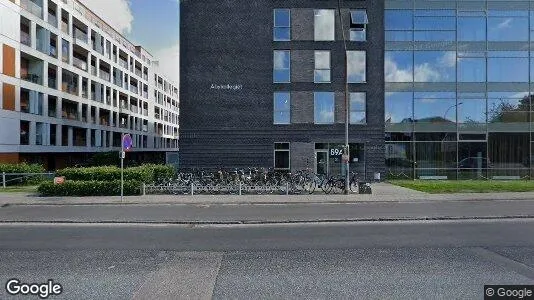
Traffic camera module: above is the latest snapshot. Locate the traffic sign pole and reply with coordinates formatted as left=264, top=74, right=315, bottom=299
left=121, top=133, right=124, bottom=203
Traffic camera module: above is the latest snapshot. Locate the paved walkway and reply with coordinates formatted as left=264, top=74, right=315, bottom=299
left=0, top=183, right=533, bottom=206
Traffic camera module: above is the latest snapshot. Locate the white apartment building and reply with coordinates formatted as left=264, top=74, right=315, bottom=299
left=0, top=0, right=179, bottom=169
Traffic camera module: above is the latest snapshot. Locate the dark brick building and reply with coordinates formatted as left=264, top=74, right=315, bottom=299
left=180, top=0, right=385, bottom=179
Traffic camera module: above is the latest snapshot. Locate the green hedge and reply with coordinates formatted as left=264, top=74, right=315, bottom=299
left=0, top=163, right=44, bottom=173
left=55, top=165, right=175, bottom=183
left=38, top=180, right=141, bottom=196
left=0, top=163, right=47, bottom=186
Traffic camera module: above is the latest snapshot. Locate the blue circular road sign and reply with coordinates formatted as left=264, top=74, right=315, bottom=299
left=122, top=134, right=133, bottom=151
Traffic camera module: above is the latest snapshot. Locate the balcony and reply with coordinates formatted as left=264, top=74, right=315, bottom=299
left=143, top=110, right=148, bottom=117
left=90, top=66, right=97, bottom=76
left=129, top=85, right=138, bottom=94
left=62, top=83, right=78, bottom=95
left=119, top=60, right=128, bottom=69
left=73, top=28, right=88, bottom=45
left=99, top=71, right=110, bottom=82
left=61, top=21, right=68, bottom=35
left=49, top=45, right=57, bottom=57
left=62, top=110, right=78, bottom=121
left=48, top=77, right=56, bottom=89
left=130, top=105, right=138, bottom=114
left=142, top=91, right=148, bottom=99
left=120, top=102, right=128, bottom=110
left=21, top=73, right=41, bottom=84
left=21, top=0, right=43, bottom=19
left=142, top=125, right=148, bottom=132
left=73, top=56, right=87, bottom=71
left=20, top=32, right=31, bottom=46
left=47, top=13, right=57, bottom=27
left=134, top=69, right=142, bottom=77
left=48, top=109, right=56, bottom=118
left=143, top=74, right=148, bottom=81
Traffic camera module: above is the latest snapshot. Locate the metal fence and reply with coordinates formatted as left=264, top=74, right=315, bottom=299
left=1, top=172, right=55, bottom=188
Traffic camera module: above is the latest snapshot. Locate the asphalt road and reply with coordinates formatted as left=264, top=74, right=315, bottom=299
left=0, top=220, right=534, bottom=299
left=1, top=199, right=534, bottom=223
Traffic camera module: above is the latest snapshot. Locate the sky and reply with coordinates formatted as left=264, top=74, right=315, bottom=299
left=79, top=0, right=180, bottom=85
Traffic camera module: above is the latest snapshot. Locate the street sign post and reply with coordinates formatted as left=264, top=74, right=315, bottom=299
left=120, top=134, right=132, bottom=202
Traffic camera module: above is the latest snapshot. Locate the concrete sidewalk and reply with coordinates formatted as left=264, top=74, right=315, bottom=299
left=0, top=183, right=533, bottom=206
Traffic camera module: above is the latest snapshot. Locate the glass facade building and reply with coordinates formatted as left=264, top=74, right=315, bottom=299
left=385, top=0, right=534, bottom=179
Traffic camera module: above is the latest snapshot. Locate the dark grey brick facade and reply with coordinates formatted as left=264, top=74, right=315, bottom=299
left=180, top=0, right=385, bottom=179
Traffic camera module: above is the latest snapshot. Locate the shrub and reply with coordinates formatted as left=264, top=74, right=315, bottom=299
left=55, top=164, right=175, bottom=183
left=38, top=180, right=141, bottom=196
left=0, top=163, right=47, bottom=186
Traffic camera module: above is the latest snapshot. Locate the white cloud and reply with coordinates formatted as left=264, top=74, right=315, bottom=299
left=80, top=0, right=134, bottom=34
left=347, top=51, right=366, bottom=82
left=414, top=63, right=441, bottom=82
left=439, top=51, right=457, bottom=68
left=497, top=18, right=513, bottom=29
left=384, top=56, right=412, bottom=82
left=152, top=43, right=180, bottom=85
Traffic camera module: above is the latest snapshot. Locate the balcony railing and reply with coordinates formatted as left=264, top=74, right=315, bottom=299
left=90, top=66, right=97, bottom=76
left=21, top=73, right=41, bottom=84
left=119, top=60, right=128, bottom=69
left=143, top=110, right=148, bottom=117
left=62, top=83, right=78, bottom=95
left=48, top=109, right=56, bottom=118
left=73, top=28, right=87, bottom=44
left=73, top=56, right=87, bottom=71
left=49, top=45, right=57, bottom=57
left=20, top=32, right=31, bottom=46
left=142, top=125, right=148, bottom=132
left=21, top=0, right=43, bottom=19
left=48, top=78, right=56, bottom=89
left=47, top=13, right=57, bottom=27
left=142, top=92, right=148, bottom=99
left=82, top=90, right=88, bottom=99
left=129, top=85, right=138, bottom=93
left=143, top=74, right=148, bottom=80
left=130, top=106, right=138, bottom=114
left=99, top=71, right=110, bottom=82
left=120, top=102, right=128, bottom=110
left=61, top=21, right=68, bottom=35
left=62, top=110, right=78, bottom=121
left=134, top=69, right=142, bottom=77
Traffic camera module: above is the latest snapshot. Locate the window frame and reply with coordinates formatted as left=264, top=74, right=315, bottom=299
left=273, top=50, right=291, bottom=83
left=314, top=50, right=331, bottom=83
left=274, top=142, right=291, bottom=170
left=273, top=92, right=291, bottom=125
left=273, top=9, right=291, bottom=41
left=314, top=92, right=335, bottom=124
left=350, top=92, right=366, bottom=124
left=350, top=9, right=368, bottom=41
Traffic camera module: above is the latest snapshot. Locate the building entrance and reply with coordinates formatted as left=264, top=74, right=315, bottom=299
left=314, top=143, right=366, bottom=177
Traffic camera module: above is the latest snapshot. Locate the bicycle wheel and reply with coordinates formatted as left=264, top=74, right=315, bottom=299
left=302, top=174, right=316, bottom=194
left=321, top=178, right=333, bottom=194
left=349, top=179, right=359, bottom=193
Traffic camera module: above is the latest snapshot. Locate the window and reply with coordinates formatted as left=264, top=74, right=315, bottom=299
left=314, top=9, right=335, bottom=41
left=488, top=52, right=528, bottom=82
left=35, top=122, right=43, bottom=145
left=274, top=143, right=290, bottom=170
left=274, top=92, right=290, bottom=124
left=385, top=10, right=413, bottom=30
left=347, top=51, right=366, bottom=83
left=20, top=120, right=29, bottom=145
left=488, top=15, right=528, bottom=42
left=314, top=51, right=330, bottom=83
left=385, top=92, right=413, bottom=124
left=457, top=57, right=486, bottom=82
left=314, top=92, right=335, bottom=124
left=458, top=17, right=486, bottom=41
left=273, top=9, right=290, bottom=41
left=350, top=92, right=366, bottom=124
left=273, top=50, right=290, bottom=83
left=350, top=10, right=368, bottom=41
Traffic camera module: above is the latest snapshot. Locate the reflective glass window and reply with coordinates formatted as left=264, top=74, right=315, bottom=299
left=414, top=51, right=456, bottom=82
left=314, top=9, right=335, bottom=41
left=385, top=92, right=413, bottom=124
left=457, top=57, right=486, bottom=82
left=414, top=97, right=456, bottom=123
left=314, top=51, right=331, bottom=83
left=385, top=10, right=413, bottom=30
left=488, top=97, right=529, bottom=123
left=385, top=51, right=412, bottom=83
left=274, top=92, right=290, bottom=124
left=273, top=50, right=290, bottom=83
left=414, top=31, right=455, bottom=41
left=273, top=9, right=291, bottom=41
left=457, top=17, right=486, bottom=41
left=350, top=92, right=366, bottom=124
left=314, top=92, right=335, bottom=124
left=347, top=51, right=366, bottom=83
left=458, top=99, right=487, bottom=124
left=414, top=17, right=455, bottom=30
left=487, top=57, right=528, bottom=82
left=487, top=17, right=528, bottom=41
left=385, top=31, right=413, bottom=41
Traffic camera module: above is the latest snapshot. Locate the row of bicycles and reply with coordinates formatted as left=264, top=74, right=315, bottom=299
left=152, top=167, right=368, bottom=195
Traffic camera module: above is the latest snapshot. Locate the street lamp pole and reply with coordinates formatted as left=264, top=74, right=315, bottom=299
left=338, top=0, right=350, bottom=194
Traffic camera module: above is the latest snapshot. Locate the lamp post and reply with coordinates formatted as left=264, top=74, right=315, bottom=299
left=338, top=0, right=350, bottom=194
